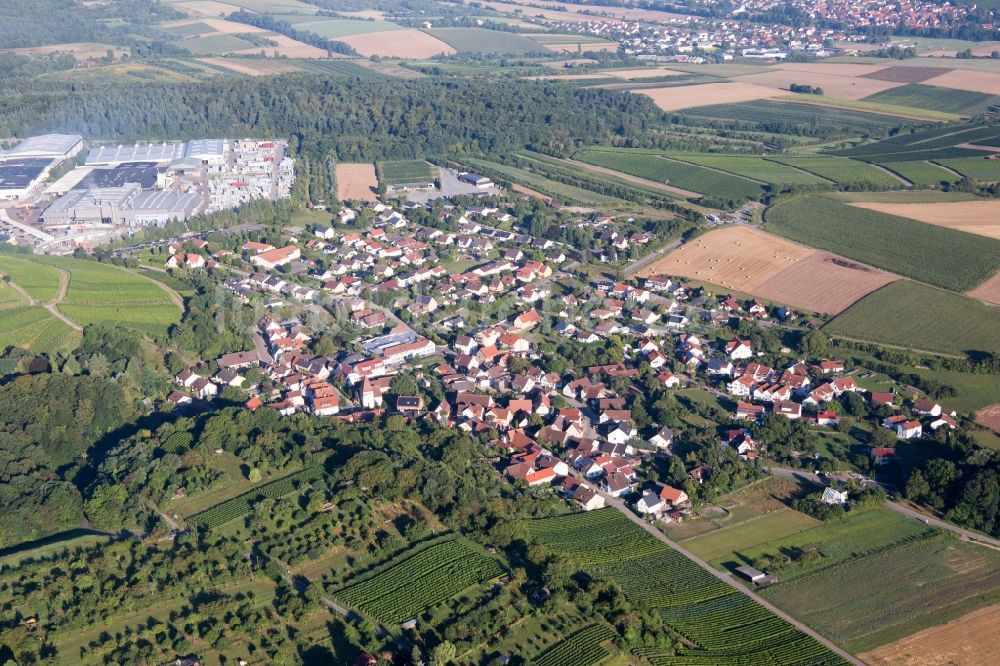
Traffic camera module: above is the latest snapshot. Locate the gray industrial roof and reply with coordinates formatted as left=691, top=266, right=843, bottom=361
left=87, top=142, right=185, bottom=165
left=2, top=134, right=82, bottom=158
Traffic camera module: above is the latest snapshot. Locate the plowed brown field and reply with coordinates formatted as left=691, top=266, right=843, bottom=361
left=859, top=603, right=1000, bottom=665
left=336, top=163, right=378, bottom=202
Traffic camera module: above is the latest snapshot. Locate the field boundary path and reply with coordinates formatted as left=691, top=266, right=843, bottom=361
left=4, top=279, right=36, bottom=306
left=586, top=474, right=865, bottom=665
left=658, top=154, right=769, bottom=186
left=872, top=164, right=912, bottom=187
left=132, top=269, right=185, bottom=311
left=930, top=160, right=965, bottom=179
left=46, top=267, right=82, bottom=332
left=763, top=156, right=837, bottom=184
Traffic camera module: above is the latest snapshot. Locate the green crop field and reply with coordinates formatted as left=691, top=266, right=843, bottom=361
left=426, top=28, right=546, bottom=54
left=826, top=280, right=1000, bottom=355
left=682, top=100, right=909, bottom=136
left=683, top=510, right=821, bottom=563
left=666, top=153, right=828, bottom=185
left=0, top=255, right=62, bottom=302
left=187, top=466, right=324, bottom=529
left=290, top=59, right=386, bottom=78
left=334, top=538, right=505, bottom=625
left=0, top=306, right=78, bottom=353
left=936, top=155, right=1000, bottom=181
left=0, top=282, right=25, bottom=310
left=576, top=148, right=764, bottom=203
left=879, top=160, right=960, bottom=186
left=533, top=624, right=616, bottom=666
left=225, top=0, right=319, bottom=12
left=831, top=122, right=1000, bottom=161
left=36, top=257, right=182, bottom=336
left=763, top=533, right=1000, bottom=652
left=376, top=159, right=437, bottom=187
left=764, top=195, right=1000, bottom=291
left=290, top=18, right=403, bottom=38
left=526, top=509, right=849, bottom=665
left=765, top=155, right=901, bottom=186
left=175, top=34, right=257, bottom=56
left=160, top=21, right=214, bottom=37
left=863, top=83, right=995, bottom=114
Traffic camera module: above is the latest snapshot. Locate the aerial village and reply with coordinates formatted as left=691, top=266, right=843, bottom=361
left=159, top=186, right=962, bottom=528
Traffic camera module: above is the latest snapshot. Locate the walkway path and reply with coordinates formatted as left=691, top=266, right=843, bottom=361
left=133, top=269, right=185, bottom=310
left=594, top=482, right=864, bottom=665
left=46, top=267, right=82, bottom=332
left=5, top=279, right=36, bottom=306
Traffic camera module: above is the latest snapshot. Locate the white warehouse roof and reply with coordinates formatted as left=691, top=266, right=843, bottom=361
left=87, top=142, right=185, bottom=166
left=2, top=134, right=83, bottom=159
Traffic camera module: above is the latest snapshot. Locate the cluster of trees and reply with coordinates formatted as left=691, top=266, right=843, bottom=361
left=0, top=0, right=182, bottom=49
left=0, top=76, right=666, bottom=165
left=226, top=11, right=357, bottom=56
left=789, top=83, right=823, bottom=95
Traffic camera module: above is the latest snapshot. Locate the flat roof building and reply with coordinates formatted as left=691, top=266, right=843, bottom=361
left=86, top=142, right=185, bottom=166
left=0, top=158, right=56, bottom=200
left=2, top=134, right=83, bottom=160
left=41, top=183, right=200, bottom=228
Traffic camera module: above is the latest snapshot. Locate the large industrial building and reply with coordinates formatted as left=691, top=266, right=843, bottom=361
left=1, top=134, right=83, bottom=161
left=41, top=184, right=200, bottom=228
left=86, top=142, right=185, bottom=166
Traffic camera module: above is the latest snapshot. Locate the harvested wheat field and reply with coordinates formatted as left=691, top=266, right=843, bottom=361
left=976, top=404, right=1000, bottom=433
left=755, top=252, right=898, bottom=314
left=924, top=69, right=1000, bottom=95
left=336, top=163, right=378, bottom=202
left=738, top=69, right=903, bottom=100
left=197, top=57, right=304, bottom=75
left=859, top=603, right=1000, bottom=665
left=850, top=201, right=1000, bottom=240
left=968, top=270, right=1000, bottom=305
left=639, top=82, right=779, bottom=111
left=338, top=29, right=455, bottom=58
left=603, top=67, right=686, bottom=79
left=639, top=226, right=813, bottom=291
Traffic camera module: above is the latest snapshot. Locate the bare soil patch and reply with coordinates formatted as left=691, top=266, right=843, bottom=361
left=924, top=69, right=1000, bottom=95
left=859, top=603, right=1000, bottom=665
left=197, top=57, right=304, bottom=75
left=639, top=82, right=779, bottom=111
left=850, top=201, right=1000, bottom=240
left=975, top=404, right=1000, bottom=433
left=755, top=252, right=899, bottom=314
left=863, top=66, right=952, bottom=83
left=337, top=29, right=455, bottom=58
left=336, top=163, right=378, bottom=202
left=738, top=69, right=903, bottom=100
left=968, top=270, right=1000, bottom=305
left=774, top=62, right=889, bottom=77
left=637, top=226, right=813, bottom=290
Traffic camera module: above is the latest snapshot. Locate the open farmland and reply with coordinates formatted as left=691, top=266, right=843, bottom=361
left=5, top=42, right=129, bottom=60
left=754, top=252, right=899, bottom=315
left=532, top=623, right=616, bottom=666
left=765, top=155, right=901, bottom=186
left=334, top=538, right=505, bottom=625
left=863, top=83, right=995, bottom=114
left=860, top=603, right=1000, bottom=666
left=427, top=28, right=547, bottom=54
left=196, top=57, right=303, bottom=75
left=924, top=69, right=1000, bottom=95
left=826, top=280, right=1000, bottom=355
left=684, top=510, right=821, bottom=563
left=0, top=281, right=25, bottom=310
left=337, top=29, right=455, bottom=58
left=0, top=255, right=61, bottom=303
left=639, top=226, right=896, bottom=314
left=682, top=99, right=909, bottom=136
left=764, top=195, right=1000, bottom=291
left=736, top=68, right=903, bottom=100
left=527, top=509, right=849, bottom=665
left=639, top=81, right=778, bottom=111
left=455, top=157, right=625, bottom=206
left=0, top=306, right=78, bottom=353
left=576, top=148, right=764, bottom=203
left=862, top=65, right=950, bottom=83
left=376, top=159, right=436, bottom=188
left=177, top=33, right=257, bottom=55
left=667, top=153, right=828, bottom=185
left=287, top=18, right=404, bottom=38
left=969, top=269, right=1000, bottom=305
left=849, top=200, right=1000, bottom=240
left=335, top=162, right=378, bottom=201
left=36, top=257, right=182, bottom=337
left=879, top=160, right=960, bottom=186
left=936, top=155, right=1000, bottom=181
left=763, top=533, right=1000, bottom=652
left=527, top=33, right=620, bottom=53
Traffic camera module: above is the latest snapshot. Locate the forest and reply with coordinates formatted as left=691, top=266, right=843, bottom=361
left=0, top=76, right=667, bottom=163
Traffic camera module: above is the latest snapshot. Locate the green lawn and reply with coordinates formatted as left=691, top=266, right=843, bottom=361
left=826, top=280, right=1000, bottom=355
left=684, top=510, right=822, bottom=563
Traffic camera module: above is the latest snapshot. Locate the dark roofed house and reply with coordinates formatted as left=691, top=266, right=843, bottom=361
left=218, top=351, right=259, bottom=370
left=396, top=395, right=424, bottom=413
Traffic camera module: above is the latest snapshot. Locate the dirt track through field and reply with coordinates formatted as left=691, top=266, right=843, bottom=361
left=859, top=603, right=1000, bottom=665
left=47, top=268, right=82, bottom=332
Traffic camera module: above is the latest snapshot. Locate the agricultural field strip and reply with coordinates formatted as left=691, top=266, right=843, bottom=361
left=527, top=509, right=849, bottom=664
left=334, top=539, right=505, bottom=625
left=0, top=256, right=61, bottom=303
left=663, top=153, right=830, bottom=185
left=764, top=195, right=1000, bottom=291
left=454, top=156, right=625, bottom=205
left=532, top=623, right=615, bottom=666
